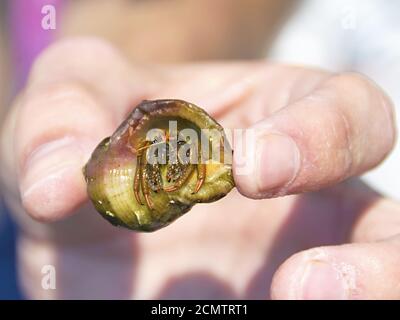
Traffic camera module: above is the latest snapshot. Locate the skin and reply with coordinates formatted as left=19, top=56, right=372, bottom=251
left=1, top=38, right=399, bottom=299
left=60, top=0, right=291, bottom=62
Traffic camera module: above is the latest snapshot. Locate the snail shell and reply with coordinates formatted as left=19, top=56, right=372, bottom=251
left=84, top=99, right=235, bottom=232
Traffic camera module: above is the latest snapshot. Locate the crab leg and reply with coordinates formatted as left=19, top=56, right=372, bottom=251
left=139, top=145, right=154, bottom=210
left=134, top=141, right=151, bottom=206
left=193, top=142, right=206, bottom=194
left=133, top=151, right=143, bottom=205
left=194, top=163, right=206, bottom=193
left=220, top=135, right=225, bottom=163
left=164, top=165, right=194, bottom=192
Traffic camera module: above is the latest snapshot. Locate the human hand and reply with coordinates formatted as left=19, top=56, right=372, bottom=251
left=1, top=38, right=398, bottom=299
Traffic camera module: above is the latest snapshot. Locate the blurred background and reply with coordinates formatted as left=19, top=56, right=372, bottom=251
left=0, top=0, right=399, bottom=299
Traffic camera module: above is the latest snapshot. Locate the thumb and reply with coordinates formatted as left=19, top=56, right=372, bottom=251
left=270, top=236, right=400, bottom=299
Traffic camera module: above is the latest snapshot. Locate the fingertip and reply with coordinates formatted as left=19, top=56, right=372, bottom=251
left=19, top=138, right=93, bottom=222
left=233, top=128, right=300, bottom=199
left=271, top=247, right=358, bottom=300
left=271, top=241, right=400, bottom=300
left=21, top=164, right=88, bottom=222
left=270, top=250, right=309, bottom=300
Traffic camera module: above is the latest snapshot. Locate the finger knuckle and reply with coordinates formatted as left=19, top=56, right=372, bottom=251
left=327, top=72, right=396, bottom=161
left=22, top=81, right=97, bottom=114
left=29, top=36, right=122, bottom=80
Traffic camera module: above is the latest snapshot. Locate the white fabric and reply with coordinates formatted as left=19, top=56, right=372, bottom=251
left=268, top=0, right=400, bottom=199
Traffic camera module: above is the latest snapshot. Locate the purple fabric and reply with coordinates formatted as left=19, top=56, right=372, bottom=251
left=9, top=0, right=63, bottom=91
left=3, top=0, right=63, bottom=299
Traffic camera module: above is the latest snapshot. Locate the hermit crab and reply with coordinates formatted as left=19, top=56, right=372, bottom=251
left=84, top=99, right=235, bottom=232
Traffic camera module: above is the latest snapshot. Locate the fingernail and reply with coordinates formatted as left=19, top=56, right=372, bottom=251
left=20, top=137, right=91, bottom=198
left=300, top=260, right=348, bottom=300
left=257, top=133, right=300, bottom=194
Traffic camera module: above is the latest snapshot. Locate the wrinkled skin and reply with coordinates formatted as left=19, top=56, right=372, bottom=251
left=1, top=39, right=400, bottom=299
